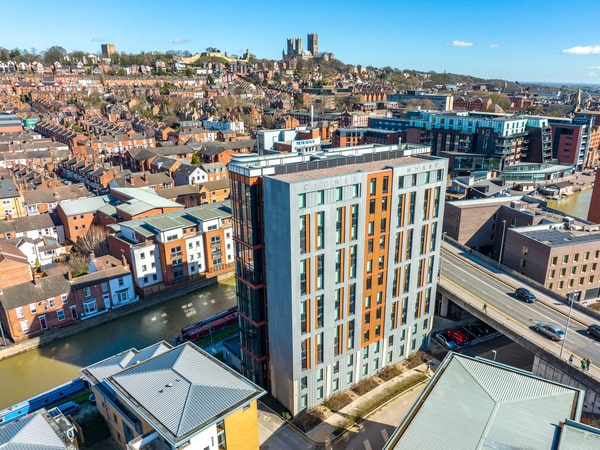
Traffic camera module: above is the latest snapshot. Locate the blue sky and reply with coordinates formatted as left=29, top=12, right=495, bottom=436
left=4, top=0, right=600, bottom=84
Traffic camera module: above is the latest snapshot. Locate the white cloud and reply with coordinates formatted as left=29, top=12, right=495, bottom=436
left=589, top=71, right=598, bottom=77
left=91, top=37, right=106, bottom=42
left=588, top=66, right=600, bottom=70
left=168, top=37, right=190, bottom=45
left=490, top=43, right=500, bottom=49
left=449, top=40, right=474, bottom=47
left=562, top=45, right=600, bottom=55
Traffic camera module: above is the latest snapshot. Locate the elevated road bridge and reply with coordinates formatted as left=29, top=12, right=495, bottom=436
left=438, top=242, right=600, bottom=412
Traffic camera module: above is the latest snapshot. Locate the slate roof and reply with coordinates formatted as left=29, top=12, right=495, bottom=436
left=0, top=274, right=70, bottom=310
left=384, top=353, right=583, bottom=450
left=0, top=178, right=20, bottom=199
left=106, top=342, right=265, bottom=444
left=71, top=265, right=131, bottom=289
left=200, top=179, right=230, bottom=191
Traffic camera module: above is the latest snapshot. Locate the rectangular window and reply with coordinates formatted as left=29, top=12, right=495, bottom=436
left=316, top=211, right=325, bottom=249
left=300, top=301, right=308, bottom=334
left=84, top=287, right=91, bottom=297
left=16, top=307, right=24, bottom=318
left=369, top=179, right=376, bottom=195
left=299, top=193, right=306, bottom=208
left=57, top=309, right=65, bottom=321
left=350, top=205, right=358, bottom=240
left=316, top=333, right=323, bottom=364
left=317, top=254, right=325, bottom=289
left=317, top=190, right=325, bottom=205
left=316, top=295, right=324, bottom=328
left=48, top=298, right=55, bottom=308
left=300, top=259, right=308, bottom=295
left=29, top=303, right=37, bottom=314
left=301, top=339, right=308, bottom=370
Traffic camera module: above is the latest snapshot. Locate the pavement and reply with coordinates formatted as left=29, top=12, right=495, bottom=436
left=258, top=360, right=436, bottom=450
left=442, top=239, right=600, bottom=381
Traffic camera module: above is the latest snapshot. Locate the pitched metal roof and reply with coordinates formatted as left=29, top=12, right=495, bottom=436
left=107, top=342, right=264, bottom=444
left=384, top=353, right=583, bottom=450
left=80, top=342, right=171, bottom=384
left=0, top=411, right=72, bottom=449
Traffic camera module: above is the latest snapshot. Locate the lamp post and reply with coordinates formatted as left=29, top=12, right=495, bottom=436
left=498, top=220, right=507, bottom=268
left=560, top=291, right=580, bottom=359
left=491, top=350, right=497, bottom=361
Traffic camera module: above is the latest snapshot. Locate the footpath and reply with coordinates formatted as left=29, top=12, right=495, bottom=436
left=257, top=359, right=437, bottom=450
left=443, top=241, right=600, bottom=381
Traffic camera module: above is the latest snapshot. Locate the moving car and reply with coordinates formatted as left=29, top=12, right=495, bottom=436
left=515, top=287, right=537, bottom=303
left=587, top=324, right=600, bottom=340
left=534, top=323, right=565, bottom=341
left=434, top=333, right=458, bottom=350
left=447, top=329, right=469, bottom=346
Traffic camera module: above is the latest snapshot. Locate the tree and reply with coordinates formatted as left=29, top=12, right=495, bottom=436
left=43, top=45, right=67, bottom=64
left=191, top=152, right=201, bottom=164
left=75, top=225, right=110, bottom=257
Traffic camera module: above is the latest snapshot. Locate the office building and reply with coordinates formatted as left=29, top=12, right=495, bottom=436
left=229, top=143, right=446, bottom=415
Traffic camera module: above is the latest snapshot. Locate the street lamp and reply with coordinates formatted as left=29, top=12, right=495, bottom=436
left=498, top=220, right=507, bottom=268
left=559, top=291, right=580, bottom=359
left=491, top=350, right=497, bottom=361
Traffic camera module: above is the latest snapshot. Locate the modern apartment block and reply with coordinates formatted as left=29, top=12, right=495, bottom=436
left=406, top=111, right=553, bottom=173
left=108, top=202, right=234, bottom=295
left=81, top=341, right=265, bottom=450
left=229, top=143, right=447, bottom=415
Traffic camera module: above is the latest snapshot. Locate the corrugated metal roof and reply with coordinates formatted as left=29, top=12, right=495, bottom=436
left=107, top=343, right=264, bottom=443
left=385, top=353, right=582, bottom=450
left=81, top=342, right=171, bottom=384
left=0, top=412, right=68, bottom=448
left=558, top=420, right=600, bottom=449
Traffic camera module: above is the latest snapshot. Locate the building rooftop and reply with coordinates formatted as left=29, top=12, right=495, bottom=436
left=384, top=353, right=586, bottom=450
left=102, top=342, right=265, bottom=445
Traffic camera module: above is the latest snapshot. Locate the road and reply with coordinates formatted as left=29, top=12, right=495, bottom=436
left=441, top=247, right=600, bottom=370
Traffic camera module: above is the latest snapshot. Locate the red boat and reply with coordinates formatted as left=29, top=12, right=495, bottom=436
left=176, top=308, right=238, bottom=343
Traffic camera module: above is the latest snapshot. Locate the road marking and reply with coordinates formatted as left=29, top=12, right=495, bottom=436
left=381, top=428, right=389, bottom=441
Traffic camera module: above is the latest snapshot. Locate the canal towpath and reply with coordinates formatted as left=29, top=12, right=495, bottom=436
left=0, top=272, right=235, bottom=361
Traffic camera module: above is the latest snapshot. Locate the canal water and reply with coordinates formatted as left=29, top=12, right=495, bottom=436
left=0, top=279, right=237, bottom=409
left=546, top=189, right=592, bottom=219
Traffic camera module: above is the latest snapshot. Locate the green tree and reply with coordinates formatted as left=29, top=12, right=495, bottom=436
left=191, top=152, right=201, bottom=164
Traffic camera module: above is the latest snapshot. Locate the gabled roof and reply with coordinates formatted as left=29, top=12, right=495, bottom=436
left=0, top=274, right=70, bottom=310
left=106, top=342, right=265, bottom=444
left=57, top=195, right=113, bottom=216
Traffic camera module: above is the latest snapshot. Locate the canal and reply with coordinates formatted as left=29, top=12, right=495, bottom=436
left=547, top=188, right=592, bottom=219
left=0, top=278, right=237, bottom=409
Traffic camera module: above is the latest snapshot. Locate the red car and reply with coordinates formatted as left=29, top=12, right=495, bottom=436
left=447, top=329, right=469, bottom=346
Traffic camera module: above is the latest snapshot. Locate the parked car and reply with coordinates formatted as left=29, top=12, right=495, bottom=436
left=434, top=333, right=458, bottom=350
left=587, top=324, right=600, bottom=340
left=534, top=323, right=565, bottom=341
left=515, top=287, right=537, bottom=303
left=57, top=401, right=80, bottom=416
left=447, top=329, right=469, bottom=346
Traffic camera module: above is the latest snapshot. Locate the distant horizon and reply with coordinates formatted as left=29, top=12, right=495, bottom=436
left=5, top=0, right=600, bottom=85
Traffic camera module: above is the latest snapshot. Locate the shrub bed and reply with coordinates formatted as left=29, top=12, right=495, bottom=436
left=352, top=378, right=380, bottom=395
left=323, top=392, right=353, bottom=412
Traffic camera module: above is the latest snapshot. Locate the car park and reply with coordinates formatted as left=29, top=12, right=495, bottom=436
left=587, top=324, right=600, bottom=340
left=534, top=323, right=565, bottom=341
left=434, top=333, right=458, bottom=350
left=447, top=329, right=469, bottom=346
left=515, top=287, right=537, bottom=303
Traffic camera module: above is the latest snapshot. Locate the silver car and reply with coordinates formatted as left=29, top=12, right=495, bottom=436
left=534, top=322, right=565, bottom=341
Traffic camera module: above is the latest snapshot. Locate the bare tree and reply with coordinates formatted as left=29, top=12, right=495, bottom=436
left=75, top=225, right=110, bottom=257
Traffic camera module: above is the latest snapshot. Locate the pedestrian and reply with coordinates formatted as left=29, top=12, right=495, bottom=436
left=581, top=359, right=587, bottom=370
left=586, top=358, right=592, bottom=371
left=482, top=303, right=487, bottom=313
left=569, top=354, right=574, bottom=365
